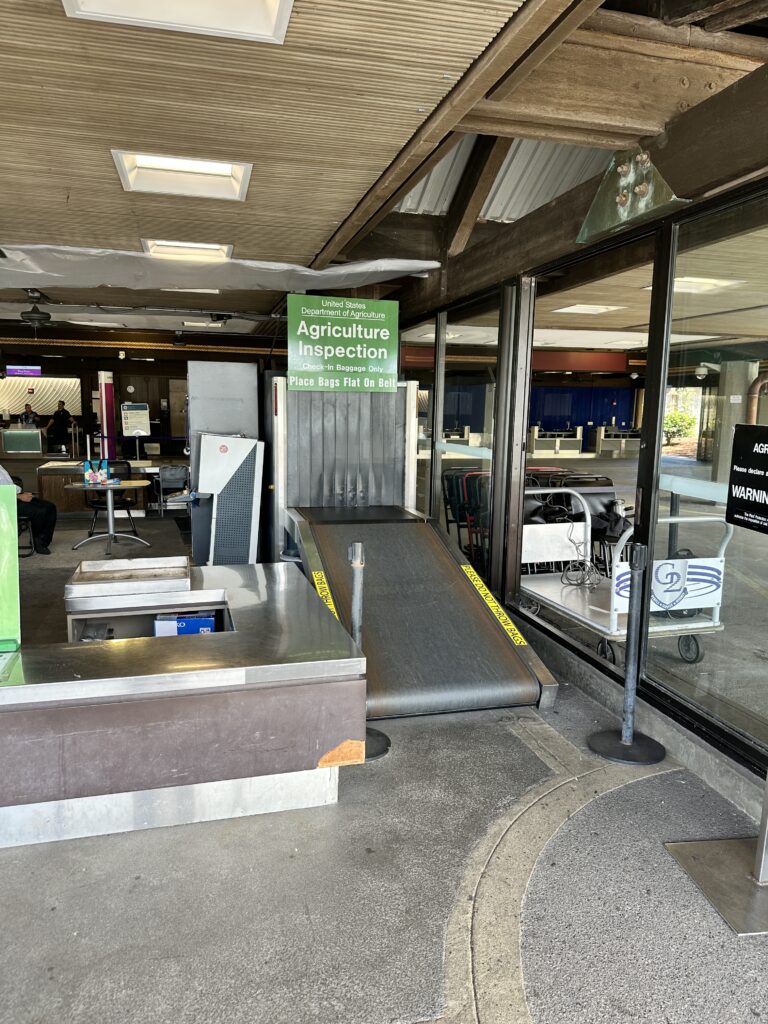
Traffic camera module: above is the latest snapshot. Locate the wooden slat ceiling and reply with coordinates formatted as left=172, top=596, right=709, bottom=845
left=0, top=0, right=522, bottom=264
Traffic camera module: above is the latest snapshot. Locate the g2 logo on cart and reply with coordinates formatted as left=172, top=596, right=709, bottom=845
left=614, top=558, right=723, bottom=612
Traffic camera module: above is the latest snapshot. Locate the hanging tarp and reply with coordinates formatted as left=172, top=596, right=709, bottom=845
left=0, top=245, right=440, bottom=292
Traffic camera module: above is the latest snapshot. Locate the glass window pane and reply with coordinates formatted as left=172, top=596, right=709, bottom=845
left=646, top=195, right=768, bottom=752
left=437, top=298, right=500, bottom=580
left=515, top=238, right=654, bottom=666
left=399, top=317, right=436, bottom=516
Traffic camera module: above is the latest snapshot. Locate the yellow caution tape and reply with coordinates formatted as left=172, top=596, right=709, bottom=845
left=312, top=570, right=340, bottom=620
left=460, top=564, right=528, bottom=646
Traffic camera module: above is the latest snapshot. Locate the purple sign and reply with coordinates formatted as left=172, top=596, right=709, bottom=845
left=6, top=365, right=41, bottom=377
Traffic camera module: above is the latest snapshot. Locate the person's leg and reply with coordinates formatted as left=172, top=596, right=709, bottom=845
left=20, top=498, right=57, bottom=550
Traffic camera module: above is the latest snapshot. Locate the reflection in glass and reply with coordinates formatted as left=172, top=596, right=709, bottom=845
left=438, top=299, right=500, bottom=579
left=399, top=318, right=436, bottom=516
left=515, top=239, right=652, bottom=666
left=647, top=197, right=768, bottom=752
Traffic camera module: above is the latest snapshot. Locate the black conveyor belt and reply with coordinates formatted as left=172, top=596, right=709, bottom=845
left=308, top=516, right=541, bottom=717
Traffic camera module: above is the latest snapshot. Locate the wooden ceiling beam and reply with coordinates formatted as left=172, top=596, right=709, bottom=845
left=486, top=0, right=605, bottom=102
left=576, top=10, right=768, bottom=64
left=457, top=112, right=643, bottom=149
left=661, top=0, right=745, bottom=26
left=397, top=63, right=768, bottom=320
left=337, top=133, right=463, bottom=259
left=703, top=0, right=768, bottom=31
left=444, top=137, right=514, bottom=257
left=458, top=36, right=751, bottom=150
left=311, top=0, right=603, bottom=269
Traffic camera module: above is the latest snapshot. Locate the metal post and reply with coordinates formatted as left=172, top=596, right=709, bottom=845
left=588, top=542, right=666, bottom=765
left=756, top=774, right=768, bottom=885
left=621, top=542, right=646, bottom=745
left=349, top=542, right=365, bottom=648
left=347, top=542, right=390, bottom=761
left=667, top=492, right=680, bottom=558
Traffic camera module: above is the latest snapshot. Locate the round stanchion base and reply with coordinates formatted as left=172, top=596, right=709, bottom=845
left=587, top=729, right=666, bottom=765
left=365, top=727, right=391, bottom=761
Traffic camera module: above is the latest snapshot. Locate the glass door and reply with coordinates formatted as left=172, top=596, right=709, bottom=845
left=511, top=238, right=655, bottom=667
left=645, top=194, right=768, bottom=753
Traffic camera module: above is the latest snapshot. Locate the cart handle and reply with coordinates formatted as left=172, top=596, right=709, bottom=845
left=611, top=516, right=734, bottom=586
left=523, top=487, right=592, bottom=551
left=657, top=515, right=734, bottom=558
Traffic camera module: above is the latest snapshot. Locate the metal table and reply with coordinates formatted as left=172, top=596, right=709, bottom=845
left=65, top=479, right=151, bottom=555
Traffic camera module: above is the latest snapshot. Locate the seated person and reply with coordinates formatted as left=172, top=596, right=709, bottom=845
left=0, top=463, right=57, bottom=555
left=18, top=403, right=39, bottom=426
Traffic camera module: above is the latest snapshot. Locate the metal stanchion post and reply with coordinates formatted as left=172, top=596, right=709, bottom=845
left=588, top=542, right=666, bottom=765
left=348, top=542, right=390, bottom=761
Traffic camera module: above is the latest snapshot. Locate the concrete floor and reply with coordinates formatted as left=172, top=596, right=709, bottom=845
left=1, top=688, right=766, bottom=1024
left=18, top=515, right=190, bottom=645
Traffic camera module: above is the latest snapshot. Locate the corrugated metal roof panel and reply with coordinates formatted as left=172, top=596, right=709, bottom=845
left=482, top=139, right=609, bottom=222
left=395, top=135, right=476, bottom=215
left=396, top=136, right=609, bottom=223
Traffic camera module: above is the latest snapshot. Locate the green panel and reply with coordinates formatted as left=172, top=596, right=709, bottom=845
left=0, top=485, right=20, bottom=651
left=286, top=293, right=398, bottom=392
left=2, top=429, right=42, bottom=454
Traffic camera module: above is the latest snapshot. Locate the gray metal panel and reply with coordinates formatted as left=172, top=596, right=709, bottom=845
left=188, top=360, right=259, bottom=563
left=212, top=447, right=257, bottom=564
left=286, top=387, right=405, bottom=508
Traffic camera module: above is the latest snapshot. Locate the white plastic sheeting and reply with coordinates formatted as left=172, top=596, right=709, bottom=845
left=0, top=245, right=440, bottom=291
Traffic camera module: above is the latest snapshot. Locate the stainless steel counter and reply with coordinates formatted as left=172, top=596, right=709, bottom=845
left=0, top=563, right=365, bottom=709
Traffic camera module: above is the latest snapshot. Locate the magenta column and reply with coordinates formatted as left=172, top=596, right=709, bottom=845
left=98, top=370, right=116, bottom=460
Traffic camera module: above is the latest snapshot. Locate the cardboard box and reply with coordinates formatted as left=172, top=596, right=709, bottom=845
left=154, top=613, right=215, bottom=637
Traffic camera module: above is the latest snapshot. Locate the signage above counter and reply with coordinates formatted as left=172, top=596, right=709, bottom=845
left=287, top=294, right=398, bottom=393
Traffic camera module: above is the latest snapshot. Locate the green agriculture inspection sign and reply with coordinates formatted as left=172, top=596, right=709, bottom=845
left=287, top=294, right=398, bottom=392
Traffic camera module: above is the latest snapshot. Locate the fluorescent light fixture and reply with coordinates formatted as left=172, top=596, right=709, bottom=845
left=553, top=304, right=627, bottom=315
left=60, top=0, right=296, bottom=44
left=142, top=239, right=232, bottom=262
left=113, top=150, right=251, bottom=202
left=182, top=320, right=224, bottom=328
left=69, top=319, right=126, bottom=327
left=643, top=277, right=746, bottom=294
left=161, top=287, right=221, bottom=295
left=130, top=357, right=155, bottom=361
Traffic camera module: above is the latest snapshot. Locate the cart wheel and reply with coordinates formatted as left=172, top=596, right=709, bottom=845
left=678, top=634, right=703, bottom=664
left=597, top=639, right=620, bottom=665
left=519, top=596, right=541, bottom=616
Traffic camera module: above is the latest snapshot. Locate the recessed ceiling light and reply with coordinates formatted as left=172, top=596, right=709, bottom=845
left=142, top=239, right=232, bottom=262
left=553, top=304, right=627, bottom=315
left=161, top=287, right=221, bottom=295
left=112, top=151, right=252, bottom=202
left=60, top=0, right=296, bottom=44
left=182, top=320, right=224, bottom=328
left=673, top=276, right=745, bottom=294
left=69, top=319, right=126, bottom=327
left=643, top=277, right=746, bottom=294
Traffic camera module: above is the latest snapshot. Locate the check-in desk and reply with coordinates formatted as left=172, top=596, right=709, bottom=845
left=0, top=562, right=366, bottom=848
left=527, top=425, right=583, bottom=457
left=588, top=427, right=641, bottom=457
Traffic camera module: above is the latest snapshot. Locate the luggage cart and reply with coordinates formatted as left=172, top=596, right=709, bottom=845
left=520, top=488, right=734, bottom=665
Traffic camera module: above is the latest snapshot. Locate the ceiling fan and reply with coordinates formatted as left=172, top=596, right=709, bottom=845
left=19, top=289, right=52, bottom=333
